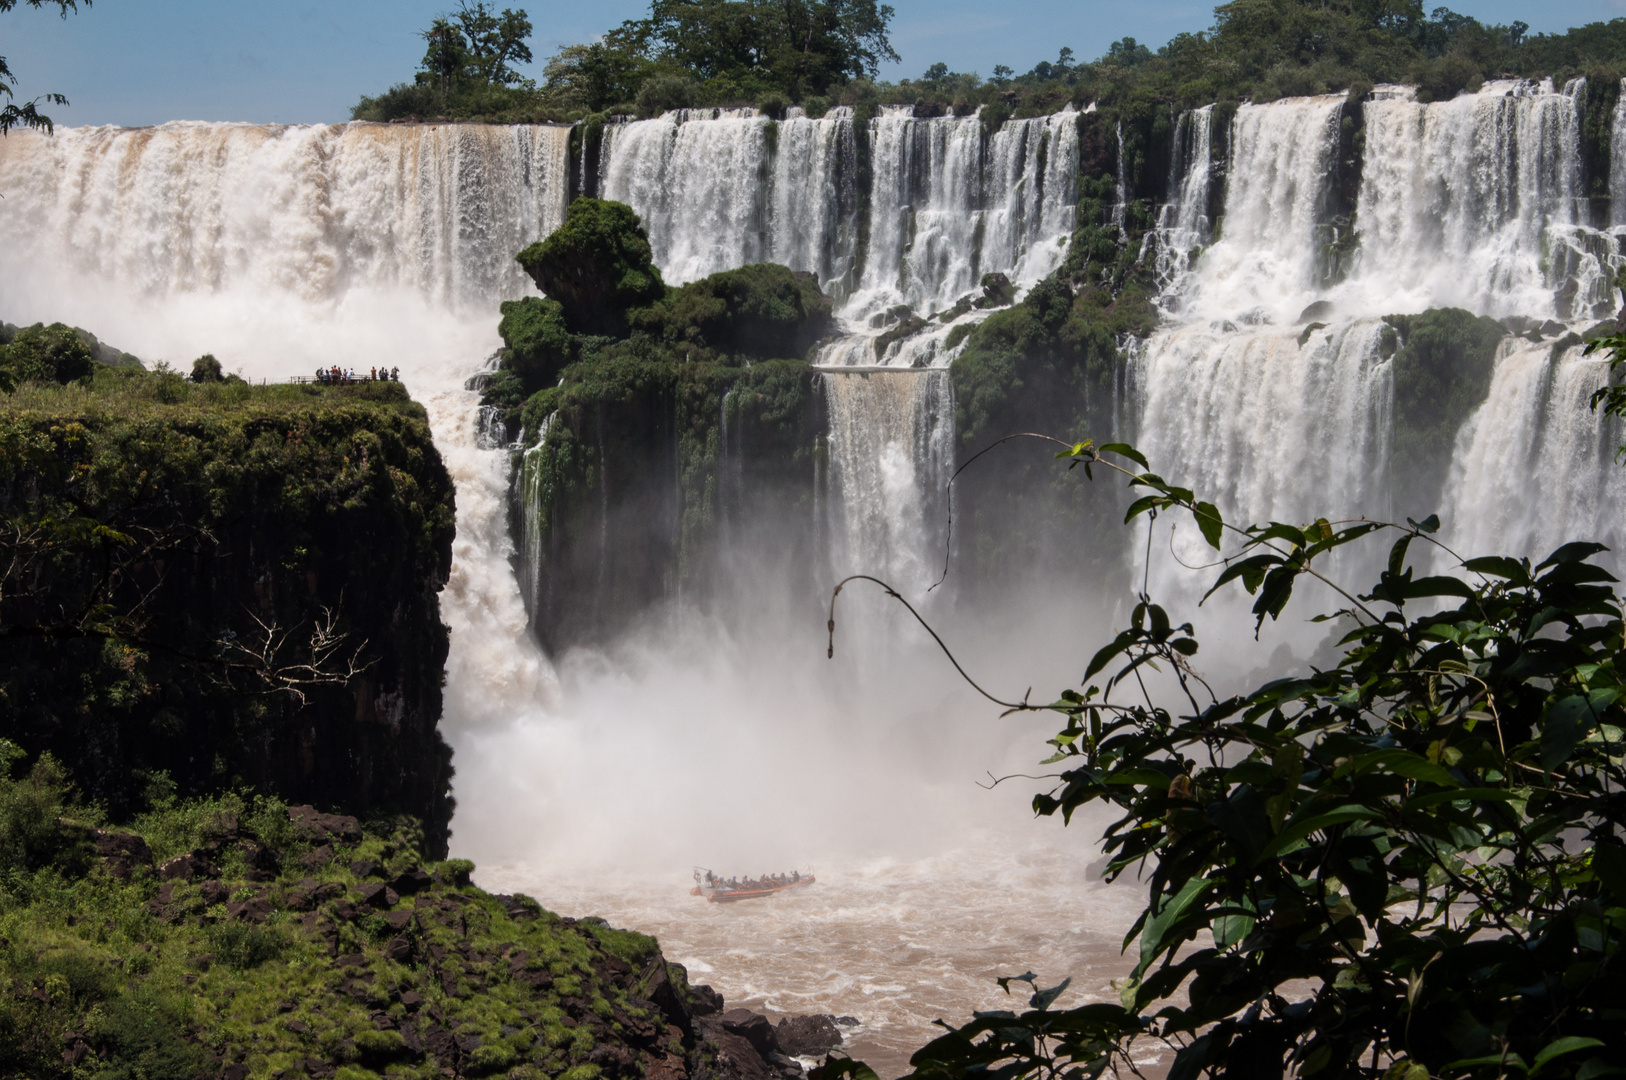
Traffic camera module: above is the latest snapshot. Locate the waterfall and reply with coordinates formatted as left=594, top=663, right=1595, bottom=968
left=1351, top=79, right=1595, bottom=320
left=1138, top=319, right=1393, bottom=544
left=822, top=369, right=955, bottom=592
left=0, top=122, right=572, bottom=309
left=1614, top=79, right=1626, bottom=227
left=1148, top=105, right=1214, bottom=300
left=1168, top=94, right=1345, bottom=323
left=598, top=108, right=859, bottom=293
left=1438, top=340, right=1626, bottom=561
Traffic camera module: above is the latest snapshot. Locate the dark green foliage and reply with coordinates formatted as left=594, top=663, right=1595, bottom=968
left=0, top=767, right=708, bottom=1080
left=516, top=198, right=667, bottom=336
left=0, top=322, right=94, bottom=386
left=351, top=2, right=537, bottom=122
left=189, top=353, right=223, bottom=383
left=629, top=262, right=834, bottom=359
left=946, top=175, right=1156, bottom=591
left=837, top=444, right=1626, bottom=1080
left=0, top=372, right=459, bottom=854
left=0, top=745, right=87, bottom=872
left=498, top=295, right=577, bottom=397
left=1384, top=308, right=1506, bottom=517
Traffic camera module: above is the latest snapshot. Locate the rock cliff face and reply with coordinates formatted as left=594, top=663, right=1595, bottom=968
left=0, top=377, right=458, bottom=854
left=496, top=200, right=833, bottom=651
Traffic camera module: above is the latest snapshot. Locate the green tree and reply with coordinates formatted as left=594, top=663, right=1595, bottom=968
left=823, top=438, right=1626, bottom=1080
left=0, top=0, right=87, bottom=135
left=617, top=0, right=899, bottom=99
left=450, top=0, right=534, bottom=85
left=0, top=321, right=93, bottom=385
left=189, top=353, right=223, bottom=383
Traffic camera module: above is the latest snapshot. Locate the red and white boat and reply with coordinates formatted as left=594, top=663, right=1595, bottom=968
left=691, top=868, right=815, bottom=903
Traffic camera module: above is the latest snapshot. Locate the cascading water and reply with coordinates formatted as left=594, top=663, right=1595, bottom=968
left=13, top=79, right=1626, bottom=1076
left=598, top=107, right=859, bottom=292
left=1438, top=339, right=1626, bottom=560
left=1351, top=79, right=1597, bottom=320
left=1145, top=105, right=1214, bottom=301
left=1135, top=77, right=1625, bottom=640
left=822, top=370, right=956, bottom=593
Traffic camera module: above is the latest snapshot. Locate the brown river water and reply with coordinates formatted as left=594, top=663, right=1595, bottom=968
left=474, top=833, right=1155, bottom=1078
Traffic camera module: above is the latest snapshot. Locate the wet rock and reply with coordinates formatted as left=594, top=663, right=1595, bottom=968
left=391, top=868, right=432, bottom=895
left=92, top=829, right=153, bottom=880
left=1540, top=319, right=1567, bottom=338
left=774, top=1015, right=842, bottom=1056
left=645, top=1052, right=690, bottom=1080
left=689, top=982, right=725, bottom=1017
left=717, top=1009, right=778, bottom=1057
left=1296, top=300, right=1335, bottom=324
left=767, top=1051, right=805, bottom=1077
left=641, top=958, right=695, bottom=1038
left=833, top=1017, right=859, bottom=1027
left=704, top=1028, right=776, bottom=1080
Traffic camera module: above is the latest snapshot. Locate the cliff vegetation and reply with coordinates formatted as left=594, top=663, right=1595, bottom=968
left=0, top=353, right=459, bottom=854
left=0, top=747, right=795, bottom=1080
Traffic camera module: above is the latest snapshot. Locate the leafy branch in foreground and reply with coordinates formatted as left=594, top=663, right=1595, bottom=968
left=825, top=438, right=1625, bottom=1080
left=0, top=0, right=87, bottom=135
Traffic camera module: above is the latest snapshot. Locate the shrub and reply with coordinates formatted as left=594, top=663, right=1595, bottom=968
left=208, top=920, right=290, bottom=970
left=628, top=263, right=834, bottom=359
left=0, top=322, right=94, bottom=386
left=189, top=353, right=223, bottom=383
left=500, top=296, right=576, bottom=393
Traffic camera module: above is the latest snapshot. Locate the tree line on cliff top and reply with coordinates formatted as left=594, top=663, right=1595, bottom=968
left=351, top=0, right=1626, bottom=125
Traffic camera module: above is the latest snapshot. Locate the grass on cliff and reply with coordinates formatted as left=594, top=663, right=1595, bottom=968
left=0, top=363, right=420, bottom=421
left=0, top=741, right=685, bottom=1080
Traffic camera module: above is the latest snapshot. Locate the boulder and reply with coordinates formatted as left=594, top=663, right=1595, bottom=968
left=718, top=1009, right=777, bottom=1058
left=701, top=1028, right=776, bottom=1080
left=774, top=1015, right=842, bottom=1056
left=91, top=829, right=152, bottom=880
left=158, top=853, right=219, bottom=881
left=1296, top=300, right=1335, bottom=324
left=287, top=805, right=362, bottom=844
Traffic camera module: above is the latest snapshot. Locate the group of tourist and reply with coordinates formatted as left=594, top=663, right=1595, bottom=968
left=703, top=870, right=801, bottom=892
left=315, top=365, right=399, bottom=384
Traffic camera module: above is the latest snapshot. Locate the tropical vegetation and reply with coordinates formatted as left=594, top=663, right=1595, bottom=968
left=351, top=0, right=1626, bottom=126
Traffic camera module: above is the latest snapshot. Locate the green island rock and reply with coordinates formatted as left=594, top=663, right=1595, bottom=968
left=498, top=201, right=831, bottom=649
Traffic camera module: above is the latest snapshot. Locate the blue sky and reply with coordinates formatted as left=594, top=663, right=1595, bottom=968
left=4, top=0, right=1622, bottom=127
